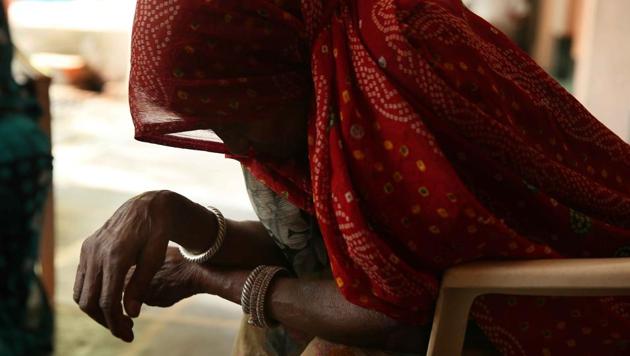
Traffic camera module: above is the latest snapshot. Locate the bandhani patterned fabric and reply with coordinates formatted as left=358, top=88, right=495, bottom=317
left=130, top=0, right=630, bottom=354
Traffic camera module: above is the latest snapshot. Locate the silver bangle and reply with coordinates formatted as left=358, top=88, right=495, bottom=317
left=178, top=206, right=226, bottom=264
left=242, top=266, right=289, bottom=328
left=241, top=265, right=265, bottom=314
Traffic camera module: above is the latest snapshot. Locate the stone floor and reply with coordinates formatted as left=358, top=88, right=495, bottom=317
left=51, top=83, right=256, bottom=356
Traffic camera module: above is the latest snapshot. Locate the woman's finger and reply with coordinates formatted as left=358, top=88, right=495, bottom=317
left=100, top=259, right=134, bottom=342
left=78, top=263, right=108, bottom=328
left=124, top=265, right=136, bottom=288
left=73, top=239, right=90, bottom=304
left=123, top=247, right=165, bottom=318
left=73, top=265, right=85, bottom=304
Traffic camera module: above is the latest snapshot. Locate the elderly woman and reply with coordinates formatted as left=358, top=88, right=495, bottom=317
left=74, top=0, right=630, bottom=355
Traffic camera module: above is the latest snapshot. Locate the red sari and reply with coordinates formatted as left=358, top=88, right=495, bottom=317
left=130, top=0, right=630, bottom=354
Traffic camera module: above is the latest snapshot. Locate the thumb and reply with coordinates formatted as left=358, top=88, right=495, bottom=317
left=123, top=248, right=164, bottom=318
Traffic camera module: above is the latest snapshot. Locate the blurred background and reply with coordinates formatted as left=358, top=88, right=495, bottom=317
left=2, top=0, right=629, bottom=355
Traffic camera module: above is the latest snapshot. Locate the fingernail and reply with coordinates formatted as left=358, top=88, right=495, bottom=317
left=128, top=301, right=141, bottom=318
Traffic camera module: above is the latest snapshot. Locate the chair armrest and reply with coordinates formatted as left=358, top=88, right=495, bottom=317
left=427, top=258, right=630, bottom=356
left=442, top=258, right=630, bottom=297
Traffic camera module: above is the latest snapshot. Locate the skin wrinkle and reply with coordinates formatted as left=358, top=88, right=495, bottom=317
left=267, top=278, right=426, bottom=352
left=75, top=188, right=426, bottom=351
left=72, top=96, right=432, bottom=350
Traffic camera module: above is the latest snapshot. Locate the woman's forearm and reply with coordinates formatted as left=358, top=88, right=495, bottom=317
left=180, top=218, right=287, bottom=269
left=267, top=278, right=427, bottom=352
left=210, top=220, right=288, bottom=268
left=199, top=269, right=427, bottom=353
left=162, top=191, right=286, bottom=268
left=169, top=191, right=424, bottom=350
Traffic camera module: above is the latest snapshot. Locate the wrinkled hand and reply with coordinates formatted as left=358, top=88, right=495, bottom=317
left=73, top=190, right=215, bottom=342
left=126, top=247, right=204, bottom=308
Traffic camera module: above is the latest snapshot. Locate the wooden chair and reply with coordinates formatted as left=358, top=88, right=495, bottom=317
left=426, top=258, right=630, bottom=356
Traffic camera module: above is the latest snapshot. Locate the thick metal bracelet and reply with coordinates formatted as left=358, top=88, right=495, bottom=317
left=178, top=206, right=226, bottom=264
left=247, top=266, right=289, bottom=328
left=241, top=265, right=266, bottom=314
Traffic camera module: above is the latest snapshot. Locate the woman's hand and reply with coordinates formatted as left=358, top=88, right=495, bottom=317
left=126, top=247, right=205, bottom=308
left=73, top=190, right=217, bottom=342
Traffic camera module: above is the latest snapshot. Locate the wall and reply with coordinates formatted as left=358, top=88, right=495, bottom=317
left=574, top=0, right=630, bottom=142
left=8, top=0, right=136, bottom=82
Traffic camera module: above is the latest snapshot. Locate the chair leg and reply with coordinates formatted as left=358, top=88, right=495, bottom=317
left=426, top=289, right=477, bottom=356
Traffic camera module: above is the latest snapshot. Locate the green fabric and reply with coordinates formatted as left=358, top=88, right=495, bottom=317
left=0, top=6, right=54, bottom=356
